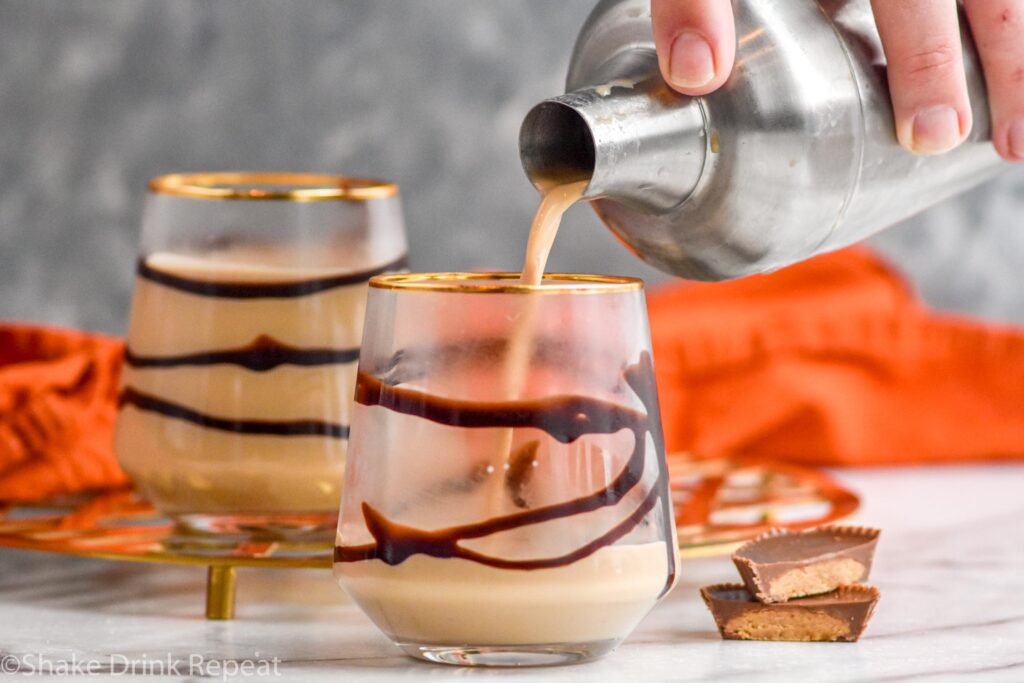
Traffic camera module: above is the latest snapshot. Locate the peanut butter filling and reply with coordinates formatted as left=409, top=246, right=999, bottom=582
left=766, top=558, right=866, bottom=602
left=724, top=609, right=851, bottom=642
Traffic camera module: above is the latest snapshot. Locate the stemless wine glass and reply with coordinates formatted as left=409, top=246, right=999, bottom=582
left=115, top=172, right=407, bottom=539
left=334, top=273, right=679, bottom=667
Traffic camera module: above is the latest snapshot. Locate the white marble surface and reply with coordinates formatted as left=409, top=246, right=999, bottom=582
left=1, top=464, right=1022, bottom=682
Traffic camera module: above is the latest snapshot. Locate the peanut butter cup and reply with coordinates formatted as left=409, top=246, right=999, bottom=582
left=700, top=583, right=879, bottom=642
left=732, top=526, right=880, bottom=603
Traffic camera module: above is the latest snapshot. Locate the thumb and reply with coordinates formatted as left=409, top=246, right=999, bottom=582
left=651, top=0, right=736, bottom=96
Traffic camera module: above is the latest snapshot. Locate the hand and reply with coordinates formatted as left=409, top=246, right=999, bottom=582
left=651, top=0, right=1024, bottom=161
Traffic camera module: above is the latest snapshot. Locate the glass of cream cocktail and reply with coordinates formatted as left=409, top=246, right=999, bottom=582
left=115, top=172, right=407, bottom=539
left=334, top=272, right=679, bottom=666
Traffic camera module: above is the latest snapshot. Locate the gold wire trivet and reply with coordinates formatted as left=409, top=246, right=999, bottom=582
left=0, top=456, right=858, bottom=620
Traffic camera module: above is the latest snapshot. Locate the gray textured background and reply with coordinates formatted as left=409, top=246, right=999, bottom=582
left=1, top=0, right=1022, bottom=334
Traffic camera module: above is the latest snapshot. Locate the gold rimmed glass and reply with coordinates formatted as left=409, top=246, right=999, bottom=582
left=369, top=271, right=643, bottom=293
left=149, top=172, right=398, bottom=201
left=334, top=272, right=679, bottom=666
left=115, top=172, right=408, bottom=540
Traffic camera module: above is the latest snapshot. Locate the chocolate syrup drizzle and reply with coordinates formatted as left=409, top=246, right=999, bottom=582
left=120, top=253, right=406, bottom=437
left=119, top=387, right=349, bottom=439
left=334, top=351, right=676, bottom=595
left=136, top=253, right=408, bottom=299
left=124, top=335, right=359, bottom=372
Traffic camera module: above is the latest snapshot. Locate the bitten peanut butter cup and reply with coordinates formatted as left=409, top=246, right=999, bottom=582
left=700, top=583, right=880, bottom=642
left=732, top=526, right=880, bottom=603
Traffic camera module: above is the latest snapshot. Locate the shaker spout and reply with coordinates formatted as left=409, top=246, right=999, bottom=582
left=519, top=66, right=707, bottom=213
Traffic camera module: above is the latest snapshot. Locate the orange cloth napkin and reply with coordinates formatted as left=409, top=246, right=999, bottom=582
left=648, top=246, right=1024, bottom=466
left=0, top=324, right=127, bottom=502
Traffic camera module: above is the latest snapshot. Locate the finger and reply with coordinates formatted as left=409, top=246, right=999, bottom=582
left=964, top=0, right=1024, bottom=161
left=870, top=0, right=973, bottom=154
left=651, top=0, right=736, bottom=96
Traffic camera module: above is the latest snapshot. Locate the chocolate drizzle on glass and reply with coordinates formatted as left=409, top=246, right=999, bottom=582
left=119, top=387, right=349, bottom=439
left=136, top=253, right=408, bottom=299
left=118, top=252, right=407, bottom=441
left=334, top=351, right=676, bottom=595
left=124, top=335, right=359, bottom=372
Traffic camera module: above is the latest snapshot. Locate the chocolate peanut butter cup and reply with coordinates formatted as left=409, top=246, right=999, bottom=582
left=700, top=583, right=879, bottom=642
left=732, top=526, right=880, bottom=603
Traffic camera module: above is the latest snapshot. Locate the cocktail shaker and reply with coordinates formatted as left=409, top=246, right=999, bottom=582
left=519, top=0, right=1007, bottom=280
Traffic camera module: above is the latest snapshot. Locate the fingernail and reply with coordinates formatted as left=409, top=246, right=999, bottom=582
left=911, top=106, right=962, bottom=154
left=669, top=32, right=715, bottom=89
left=1008, top=116, right=1024, bottom=160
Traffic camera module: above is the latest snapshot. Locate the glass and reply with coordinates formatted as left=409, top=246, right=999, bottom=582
left=334, top=273, right=679, bottom=667
left=115, top=172, right=408, bottom=540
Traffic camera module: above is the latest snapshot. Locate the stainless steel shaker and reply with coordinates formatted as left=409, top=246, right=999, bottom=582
left=519, top=0, right=1007, bottom=280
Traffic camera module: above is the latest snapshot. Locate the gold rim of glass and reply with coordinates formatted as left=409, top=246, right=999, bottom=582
left=370, top=272, right=644, bottom=294
left=148, top=172, right=398, bottom=202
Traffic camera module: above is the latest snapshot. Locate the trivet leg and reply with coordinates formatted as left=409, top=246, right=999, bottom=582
left=205, top=565, right=237, bottom=620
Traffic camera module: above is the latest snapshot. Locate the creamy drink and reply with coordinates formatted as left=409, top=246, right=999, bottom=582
left=520, top=180, right=588, bottom=286
left=340, top=542, right=669, bottom=646
left=115, top=246, right=406, bottom=532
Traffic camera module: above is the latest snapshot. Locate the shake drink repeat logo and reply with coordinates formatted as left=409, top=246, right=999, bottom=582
left=0, top=652, right=281, bottom=678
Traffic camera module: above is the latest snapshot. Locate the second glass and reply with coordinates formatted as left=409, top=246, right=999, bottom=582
left=334, top=273, right=679, bottom=666
left=115, top=172, right=407, bottom=539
